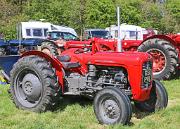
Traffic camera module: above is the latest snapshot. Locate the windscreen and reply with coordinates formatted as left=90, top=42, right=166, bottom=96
left=48, top=32, right=78, bottom=40
left=91, top=31, right=110, bottom=39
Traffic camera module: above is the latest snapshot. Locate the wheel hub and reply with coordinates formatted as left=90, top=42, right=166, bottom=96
left=103, top=99, right=120, bottom=119
left=21, top=73, right=42, bottom=102
left=23, top=81, right=33, bottom=95
left=147, top=49, right=166, bottom=74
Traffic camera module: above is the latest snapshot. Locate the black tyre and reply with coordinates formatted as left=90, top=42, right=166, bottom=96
left=0, top=47, right=6, bottom=56
left=10, top=55, right=61, bottom=112
left=134, top=80, right=168, bottom=112
left=94, top=87, right=132, bottom=125
left=41, top=41, right=58, bottom=56
left=138, top=38, right=178, bottom=80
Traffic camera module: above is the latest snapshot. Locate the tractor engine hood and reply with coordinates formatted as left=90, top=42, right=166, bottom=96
left=84, top=51, right=152, bottom=66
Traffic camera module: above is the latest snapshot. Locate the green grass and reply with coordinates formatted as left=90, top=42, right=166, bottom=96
left=0, top=79, right=180, bottom=129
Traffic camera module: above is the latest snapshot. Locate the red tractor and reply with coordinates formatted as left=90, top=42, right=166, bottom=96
left=137, top=34, right=179, bottom=80
left=9, top=40, right=168, bottom=125
left=41, top=31, right=180, bottom=80
left=107, top=25, right=180, bottom=80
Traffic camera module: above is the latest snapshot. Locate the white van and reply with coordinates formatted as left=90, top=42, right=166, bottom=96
left=18, top=21, right=77, bottom=39
left=106, top=24, right=144, bottom=40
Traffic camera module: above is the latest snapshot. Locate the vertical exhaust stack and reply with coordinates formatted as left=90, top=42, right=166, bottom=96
left=16, top=23, right=22, bottom=49
left=117, top=7, right=122, bottom=52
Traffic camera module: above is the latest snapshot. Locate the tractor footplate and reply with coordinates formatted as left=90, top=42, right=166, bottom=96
left=62, top=62, right=80, bottom=69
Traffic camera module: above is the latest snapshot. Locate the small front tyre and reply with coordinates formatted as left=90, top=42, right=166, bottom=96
left=134, top=80, right=168, bottom=112
left=93, top=87, right=132, bottom=125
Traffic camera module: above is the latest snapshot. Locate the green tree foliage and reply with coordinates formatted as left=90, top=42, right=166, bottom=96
left=0, top=0, right=179, bottom=39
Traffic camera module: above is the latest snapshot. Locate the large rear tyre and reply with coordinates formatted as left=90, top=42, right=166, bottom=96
left=0, top=47, right=6, bottom=56
left=134, top=80, right=168, bottom=112
left=41, top=41, right=59, bottom=56
left=138, top=39, right=178, bottom=80
left=94, top=87, right=132, bottom=125
left=10, top=56, right=61, bottom=112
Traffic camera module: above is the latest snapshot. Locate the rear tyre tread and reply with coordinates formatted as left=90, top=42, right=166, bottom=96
left=10, top=55, right=61, bottom=112
left=41, top=41, right=58, bottom=56
left=138, top=39, right=178, bottom=80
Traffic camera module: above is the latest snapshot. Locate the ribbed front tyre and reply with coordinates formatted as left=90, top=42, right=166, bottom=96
left=134, top=80, right=168, bottom=112
left=94, top=87, right=132, bottom=125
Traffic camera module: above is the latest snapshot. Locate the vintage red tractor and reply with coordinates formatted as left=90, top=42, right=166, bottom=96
left=41, top=32, right=180, bottom=80
left=8, top=40, right=168, bottom=125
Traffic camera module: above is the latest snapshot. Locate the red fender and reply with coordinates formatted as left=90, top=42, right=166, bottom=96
left=142, top=34, right=178, bottom=46
left=21, top=51, right=65, bottom=93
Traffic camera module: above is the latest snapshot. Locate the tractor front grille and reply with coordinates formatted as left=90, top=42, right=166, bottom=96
left=141, top=61, right=153, bottom=89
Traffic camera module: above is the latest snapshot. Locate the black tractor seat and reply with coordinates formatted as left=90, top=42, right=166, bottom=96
left=57, top=55, right=80, bottom=69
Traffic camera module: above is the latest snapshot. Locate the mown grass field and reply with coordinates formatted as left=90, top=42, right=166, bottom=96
left=0, top=79, right=180, bottom=129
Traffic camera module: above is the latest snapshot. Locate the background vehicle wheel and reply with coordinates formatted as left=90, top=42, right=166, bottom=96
left=41, top=41, right=58, bottom=56
left=138, top=38, right=178, bottom=80
left=94, top=87, right=132, bottom=125
left=0, top=47, right=6, bottom=56
left=134, top=80, right=168, bottom=112
left=10, top=55, right=61, bottom=112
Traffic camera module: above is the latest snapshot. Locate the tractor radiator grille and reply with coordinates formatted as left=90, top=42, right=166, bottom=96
left=142, top=61, right=153, bottom=89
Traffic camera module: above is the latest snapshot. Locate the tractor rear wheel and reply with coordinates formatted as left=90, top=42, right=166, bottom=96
left=138, top=38, right=178, bottom=80
left=0, top=47, right=6, bottom=56
left=10, top=55, right=61, bottom=112
left=134, top=80, right=168, bottom=112
left=41, top=41, right=59, bottom=56
left=94, top=87, right=132, bottom=125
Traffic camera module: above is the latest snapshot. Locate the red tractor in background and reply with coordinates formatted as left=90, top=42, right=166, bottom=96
left=8, top=39, right=168, bottom=125
left=41, top=26, right=180, bottom=80
left=107, top=24, right=179, bottom=80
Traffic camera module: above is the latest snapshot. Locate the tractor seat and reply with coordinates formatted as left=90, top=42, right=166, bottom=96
left=57, top=55, right=71, bottom=62
left=61, top=62, right=81, bottom=69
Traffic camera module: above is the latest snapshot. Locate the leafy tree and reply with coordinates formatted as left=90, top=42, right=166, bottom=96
left=0, top=0, right=179, bottom=39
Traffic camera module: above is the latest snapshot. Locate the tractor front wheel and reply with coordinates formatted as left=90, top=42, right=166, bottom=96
left=93, top=87, right=132, bottom=125
left=134, top=80, right=168, bottom=112
left=10, top=56, right=61, bottom=112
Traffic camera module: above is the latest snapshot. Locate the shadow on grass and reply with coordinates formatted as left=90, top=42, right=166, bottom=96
left=52, top=95, right=93, bottom=112
left=126, top=104, right=152, bottom=126
left=132, top=104, right=151, bottom=119
left=52, top=96, right=153, bottom=125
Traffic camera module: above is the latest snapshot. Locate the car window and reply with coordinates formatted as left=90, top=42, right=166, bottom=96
left=44, top=29, right=48, bottom=37
left=62, top=32, right=77, bottom=40
left=48, top=32, right=62, bottom=40
left=91, top=31, right=110, bottom=39
left=128, top=31, right=141, bottom=40
left=33, top=29, right=42, bottom=37
left=26, top=29, right=31, bottom=36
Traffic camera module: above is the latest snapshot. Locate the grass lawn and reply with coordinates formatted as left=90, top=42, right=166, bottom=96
left=0, top=79, right=180, bottom=129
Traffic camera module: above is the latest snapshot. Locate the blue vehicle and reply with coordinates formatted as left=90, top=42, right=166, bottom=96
left=0, top=38, right=44, bottom=56
left=0, top=21, right=77, bottom=56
